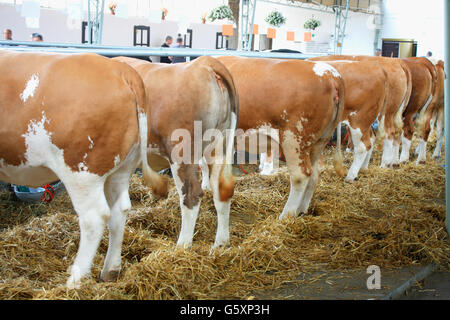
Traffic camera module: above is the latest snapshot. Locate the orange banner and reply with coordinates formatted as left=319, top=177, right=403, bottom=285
left=267, top=27, right=276, bottom=39
left=287, top=31, right=295, bottom=41
left=252, top=24, right=259, bottom=35
left=304, top=31, right=312, bottom=42
left=222, top=24, right=233, bottom=36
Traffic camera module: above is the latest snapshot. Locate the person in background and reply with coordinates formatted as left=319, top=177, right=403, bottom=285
left=31, top=33, right=43, bottom=42
left=375, top=48, right=382, bottom=56
left=3, top=29, right=12, bottom=40
left=160, top=35, right=173, bottom=64
left=171, top=35, right=186, bottom=64
left=426, top=51, right=433, bottom=58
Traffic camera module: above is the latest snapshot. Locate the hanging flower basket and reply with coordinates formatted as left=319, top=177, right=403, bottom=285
left=109, top=3, right=116, bottom=15
left=161, top=8, right=168, bottom=20
left=208, top=5, right=234, bottom=22
left=304, top=17, right=321, bottom=31
left=265, top=10, right=286, bottom=28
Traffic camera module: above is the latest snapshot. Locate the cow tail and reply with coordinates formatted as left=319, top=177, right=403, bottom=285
left=197, top=56, right=238, bottom=201
left=130, top=70, right=169, bottom=198
left=333, top=76, right=346, bottom=178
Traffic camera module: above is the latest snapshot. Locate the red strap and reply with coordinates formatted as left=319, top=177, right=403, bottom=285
left=41, top=184, right=55, bottom=203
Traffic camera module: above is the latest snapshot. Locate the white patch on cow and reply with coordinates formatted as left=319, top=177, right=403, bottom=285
left=380, top=138, right=394, bottom=168
left=349, top=111, right=357, bottom=117
left=260, top=152, right=274, bottom=175
left=114, top=155, right=121, bottom=167
left=416, top=138, right=427, bottom=164
left=312, top=62, right=341, bottom=78
left=278, top=129, right=311, bottom=220
left=199, top=157, right=211, bottom=190
left=281, top=109, right=289, bottom=122
left=342, top=120, right=368, bottom=182
left=20, top=73, right=40, bottom=103
left=361, top=135, right=375, bottom=170
left=88, top=136, right=94, bottom=150
left=399, top=133, right=412, bottom=163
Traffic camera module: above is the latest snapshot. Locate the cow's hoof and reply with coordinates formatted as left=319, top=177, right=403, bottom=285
left=392, top=163, right=400, bottom=168
left=66, top=276, right=81, bottom=290
left=418, top=160, right=426, bottom=165
left=212, top=240, right=230, bottom=250
left=100, top=270, right=120, bottom=282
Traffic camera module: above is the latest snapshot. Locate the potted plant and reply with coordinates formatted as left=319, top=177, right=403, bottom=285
left=109, top=2, right=117, bottom=15
left=304, top=17, right=321, bottom=31
left=201, top=12, right=207, bottom=24
left=208, top=5, right=234, bottom=22
left=161, top=8, right=168, bottom=20
left=264, top=10, right=286, bottom=28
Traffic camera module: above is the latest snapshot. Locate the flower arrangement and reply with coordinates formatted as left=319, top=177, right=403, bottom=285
left=201, top=12, right=207, bottom=24
left=109, top=2, right=117, bottom=15
left=208, top=5, right=234, bottom=22
left=265, top=10, right=286, bottom=28
left=161, top=8, right=168, bottom=20
left=304, top=17, right=321, bottom=30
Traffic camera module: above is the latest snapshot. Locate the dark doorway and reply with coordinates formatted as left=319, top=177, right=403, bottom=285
left=134, top=25, right=150, bottom=47
left=382, top=41, right=400, bottom=57
left=184, top=29, right=193, bottom=48
left=216, top=32, right=228, bottom=49
left=81, top=21, right=94, bottom=44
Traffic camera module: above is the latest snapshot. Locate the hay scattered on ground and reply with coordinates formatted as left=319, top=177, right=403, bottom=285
left=0, top=136, right=448, bottom=299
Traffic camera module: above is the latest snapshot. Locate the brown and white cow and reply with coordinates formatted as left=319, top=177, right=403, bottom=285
left=114, top=56, right=238, bottom=248
left=311, top=55, right=412, bottom=168
left=310, top=60, right=388, bottom=182
left=0, top=50, right=167, bottom=288
left=398, top=57, right=437, bottom=164
left=213, top=56, right=345, bottom=220
left=417, top=60, right=446, bottom=161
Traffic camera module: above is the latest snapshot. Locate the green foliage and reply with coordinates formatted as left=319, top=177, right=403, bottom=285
left=265, top=10, right=287, bottom=28
left=304, top=18, right=321, bottom=30
left=208, top=5, right=234, bottom=22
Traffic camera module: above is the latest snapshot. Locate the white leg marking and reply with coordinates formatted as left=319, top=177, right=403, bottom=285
left=66, top=179, right=110, bottom=289
left=100, top=149, right=138, bottom=281
left=298, top=164, right=319, bottom=214
left=380, top=138, right=394, bottom=168
left=199, top=157, right=211, bottom=191
left=416, top=138, right=427, bottom=164
left=210, top=161, right=231, bottom=248
left=344, top=124, right=367, bottom=182
left=399, top=132, right=412, bottom=163
left=361, top=136, right=375, bottom=171
left=260, top=152, right=274, bottom=175
left=171, top=163, right=201, bottom=248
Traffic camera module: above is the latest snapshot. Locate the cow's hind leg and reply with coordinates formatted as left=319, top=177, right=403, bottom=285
left=64, top=175, right=110, bottom=289
left=345, top=125, right=370, bottom=182
left=100, top=151, right=138, bottom=282
left=209, top=160, right=233, bottom=248
left=278, top=133, right=311, bottom=220
left=171, top=163, right=203, bottom=248
left=433, top=109, right=444, bottom=160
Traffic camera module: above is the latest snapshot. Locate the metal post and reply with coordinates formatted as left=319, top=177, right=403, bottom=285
left=247, top=0, right=257, bottom=51
left=333, top=0, right=349, bottom=55
left=98, top=0, right=105, bottom=44
left=445, top=0, right=450, bottom=234
left=87, top=0, right=92, bottom=44
left=238, top=0, right=244, bottom=50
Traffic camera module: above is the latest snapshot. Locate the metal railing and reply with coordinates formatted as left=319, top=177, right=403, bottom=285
left=0, top=40, right=321, bottom=60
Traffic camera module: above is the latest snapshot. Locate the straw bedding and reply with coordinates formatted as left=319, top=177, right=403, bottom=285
left=0, top=136, right=448, bottom=299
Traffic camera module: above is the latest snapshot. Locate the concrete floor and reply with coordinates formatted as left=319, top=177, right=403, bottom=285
left=255, top=267, right=450, bottom=300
